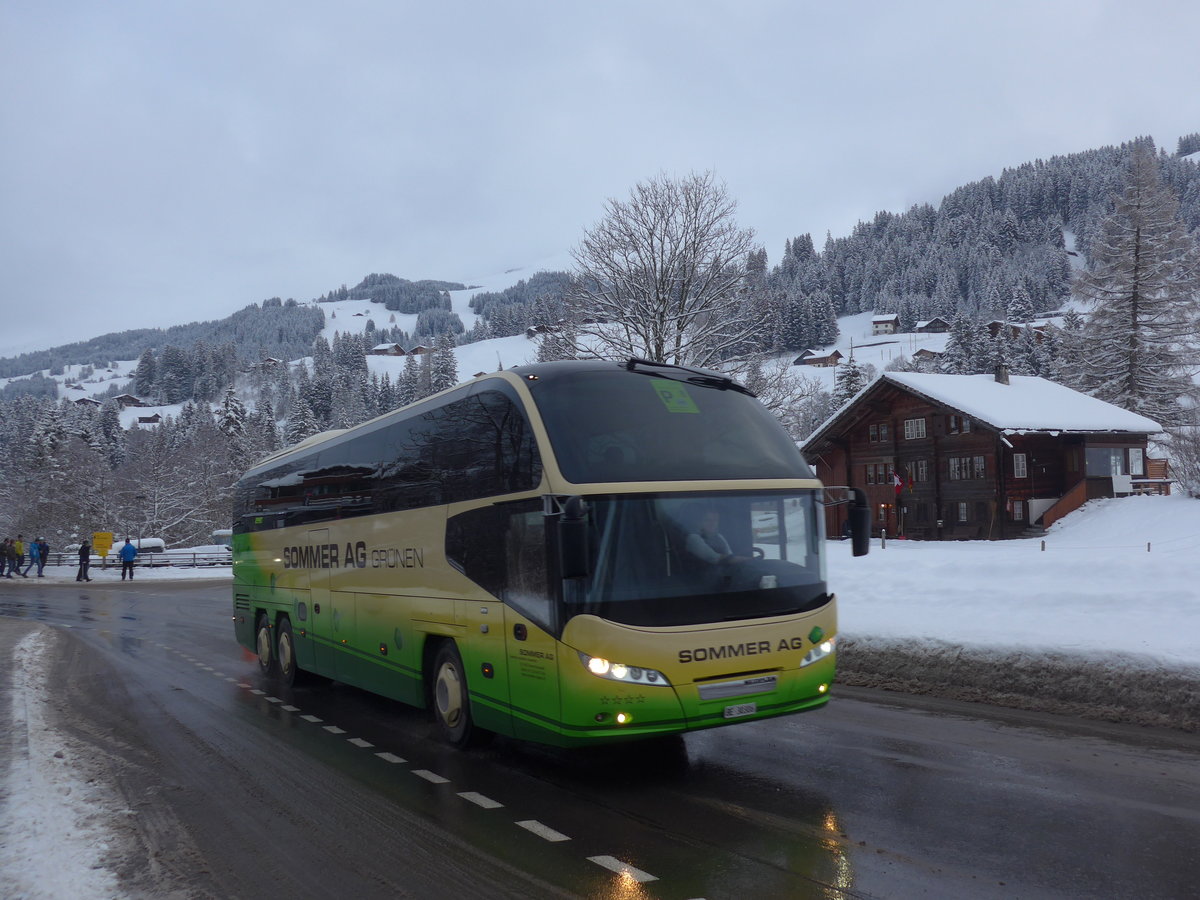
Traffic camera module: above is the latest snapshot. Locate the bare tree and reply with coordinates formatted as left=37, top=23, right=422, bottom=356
left=566, top=172, right=761, bottom=369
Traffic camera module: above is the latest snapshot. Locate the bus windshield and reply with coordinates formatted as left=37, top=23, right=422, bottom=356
left=563, top=490, right=827, bottom=627
left=527, top=369, right=813, bottom=483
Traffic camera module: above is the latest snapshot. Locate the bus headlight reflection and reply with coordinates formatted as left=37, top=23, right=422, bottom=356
left=578, top=652, right=671, bottom=687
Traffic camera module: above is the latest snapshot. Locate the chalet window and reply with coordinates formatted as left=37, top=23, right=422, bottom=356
left=1012, top=499, right=1025, bottom=521
left=957, top=502, right=969, bottom=522
left=869, top=424, right=878, bottom=443
left=1013, top=453, right=1028, bottom=478
left=973, top=455, right=986, bottom=479
left=916, top=459, right=928, bottom=482
left=947, top=415, right=971, bottom=434
left=1086, top=447, right=1128, bottom=476
left=949, top=457, right=962, bottom=480
left=904, top=418, right=926, bottom=439
left=1129, top=448, right=1144, bottom=476
left=880, top=423, right=889, bottom=441
left=865, top=465, right=875, bottom=485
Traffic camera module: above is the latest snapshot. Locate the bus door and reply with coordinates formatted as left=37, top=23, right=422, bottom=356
left=500, top=505, right=562, bottom=742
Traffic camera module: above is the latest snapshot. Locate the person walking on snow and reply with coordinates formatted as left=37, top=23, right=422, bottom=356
left=76, top=541, right=92, bottom=582
left=119, top=538, right=138, bottom=580
left=23, top=537, right=41, bottom=577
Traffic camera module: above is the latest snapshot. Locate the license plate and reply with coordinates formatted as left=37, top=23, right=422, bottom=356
left=723, top=702, right=757, bottom=719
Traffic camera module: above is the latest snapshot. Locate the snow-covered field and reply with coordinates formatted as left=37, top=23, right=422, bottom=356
left=830, top=493, right=1199, bottom=667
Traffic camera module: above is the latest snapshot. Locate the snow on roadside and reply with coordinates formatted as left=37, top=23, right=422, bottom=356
left=829, top=493, right=1200, bottom=667
left=0, top=627, right=123, bottom=899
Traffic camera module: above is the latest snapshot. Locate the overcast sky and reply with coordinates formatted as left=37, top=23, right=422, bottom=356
left=2, top=0, right=1197, bottom=357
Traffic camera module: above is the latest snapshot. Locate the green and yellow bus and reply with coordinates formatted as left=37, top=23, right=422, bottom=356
left=233, top=358, right=868, bottom=747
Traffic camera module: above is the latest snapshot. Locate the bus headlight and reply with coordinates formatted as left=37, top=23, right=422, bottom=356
left=578, top=652, right=671, bottom=687
left=800, top=636, right=836, bottom=667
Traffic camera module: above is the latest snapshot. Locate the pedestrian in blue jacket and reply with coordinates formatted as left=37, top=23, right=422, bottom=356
left=23, top=538, right=41, bottom=577
left=119, top=538, right=138, bottom=580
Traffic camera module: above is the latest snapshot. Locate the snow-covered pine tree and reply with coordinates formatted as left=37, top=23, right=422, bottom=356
left=1075, top=146, right=1200, bottom=425
left=831, top=355, right=870, bottom=407
left=430, top=333, right=459, bottom=394
left=285, top=399, right=319, bottom=446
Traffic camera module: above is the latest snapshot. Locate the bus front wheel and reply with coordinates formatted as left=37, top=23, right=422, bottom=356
left=432, top=642, right=483, bottom=747
left=255, top=614, right=274, bottom=675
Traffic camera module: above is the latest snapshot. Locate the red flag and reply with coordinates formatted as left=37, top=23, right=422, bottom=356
left=892, top=472, right=903, bottom=496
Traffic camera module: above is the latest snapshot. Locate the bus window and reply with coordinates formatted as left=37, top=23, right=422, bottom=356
left=561, top=490, right=825, bottom=628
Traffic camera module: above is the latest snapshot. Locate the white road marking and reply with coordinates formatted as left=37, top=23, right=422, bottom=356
left=238, top=682, right=252, bottom=688
left=412, top=769, right=450, bottom=784
left=250, top=689, right=265, bottom=696
left=375, top=752, right=405, bottom=764
left=281, top=705, right=299, bottom=712
left=301, top=715, right=322, bottom=723
left=323, top=725, right=346, bottom=734
left=348, top=737, right=373, bottom=748
left=225, top=677, right=238, bottom=683
left=516, top=820, right=570, bottom=842
left=587, top=856, right=658, bottom=882
left=458, top=792, right=503, bottom=809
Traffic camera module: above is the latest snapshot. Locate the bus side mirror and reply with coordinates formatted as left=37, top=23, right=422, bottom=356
left=558, top=496, right=590, bottom=579
left=849, top=488, right=871, bottom=557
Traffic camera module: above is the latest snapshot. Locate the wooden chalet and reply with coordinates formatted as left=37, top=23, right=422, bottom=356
left=803, top=368, right=1165, bottom=541
left=911, top=348, right=942, bottom=363
left=871, top=314, right=899, bottom=335
left=369, top=343, right=406, bottom=356
left=794, top=349, right=844, bottom=367
left=915, top=317, right=951, bottom=333
left=113, top=394, right=144, bottom=408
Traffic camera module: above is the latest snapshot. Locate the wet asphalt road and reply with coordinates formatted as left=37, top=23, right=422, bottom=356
left=2, top=576, right=1199, bottom=899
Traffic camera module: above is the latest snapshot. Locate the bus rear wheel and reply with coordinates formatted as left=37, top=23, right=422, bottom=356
left=432, top=642, right=485, bottom=747
left=255, top=613, right=274, bottom=675
left=276, top=617, right=298, bottom=686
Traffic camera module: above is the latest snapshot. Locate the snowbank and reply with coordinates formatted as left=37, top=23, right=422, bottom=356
left=829, top=493, right=1200, bottom=729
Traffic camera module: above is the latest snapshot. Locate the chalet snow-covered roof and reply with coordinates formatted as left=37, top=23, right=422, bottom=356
left=871, top=314, right=899, bottom=323
left=883, top=372, right=1161, bottom=434
left=804, top=372, right=1162, bottom=450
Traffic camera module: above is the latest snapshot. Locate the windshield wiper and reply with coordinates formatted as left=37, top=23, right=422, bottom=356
left=623, top=358, right=754, bottom=396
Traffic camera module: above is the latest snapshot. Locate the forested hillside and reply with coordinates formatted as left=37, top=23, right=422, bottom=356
left=1, top=132, right=1196, bottom=546
left=0, top=298, right=325, bottom=381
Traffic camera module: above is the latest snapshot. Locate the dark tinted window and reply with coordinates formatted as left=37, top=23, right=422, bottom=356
left=234, top=385, right=542, bottom=533
left=528, top=371, right=811, bottom=483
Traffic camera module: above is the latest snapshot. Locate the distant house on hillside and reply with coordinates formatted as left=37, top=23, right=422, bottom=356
left=74, top=397, right=101, bottom=407
left=871, top=314, right=900, bottom=335
left=369, top=343, right=406, bottom=356
left=986, top=320, right=1050, bottom=341
left=912, top=348, right=943, bottom=364
left=915, top=317, right=951, bottom=333
left=794, top=349, right=844, bottom=367
left=803, top=367, right=1167, bottom=541
left=136, top=413, right=163, bottom=426
left=113, top=394, right=144, bottom=408
left=407, top=345, right=431, bottom=356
